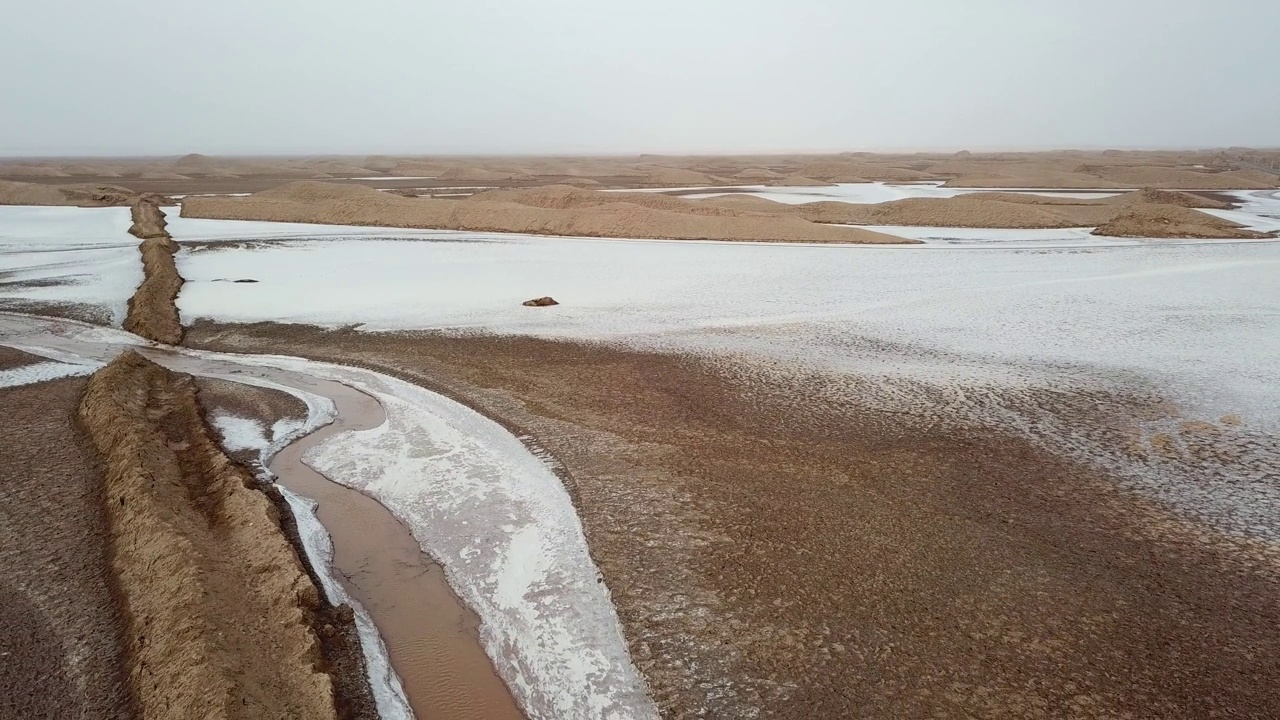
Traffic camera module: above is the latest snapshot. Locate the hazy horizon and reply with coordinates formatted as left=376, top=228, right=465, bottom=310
left=4, top=1, right=1278, bottom=156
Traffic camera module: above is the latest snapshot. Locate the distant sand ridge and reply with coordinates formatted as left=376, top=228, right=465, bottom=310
left=0, top=179, right=144, bottom=206
left=181, top=181, right=911, bottom=244
left=4, top=149, right=1277, bottom=194
left=704, top=188, right=1271, bottom=239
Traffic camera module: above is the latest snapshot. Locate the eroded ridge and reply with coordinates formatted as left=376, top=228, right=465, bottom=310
left=122, top=199, right=184, bottom=344
left=79, top=350, right=342, bottom=719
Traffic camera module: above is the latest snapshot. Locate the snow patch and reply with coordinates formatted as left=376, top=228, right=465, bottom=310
left=0, top=359, right=95, bottom=388
left=210, top=414, right=268, bottom=453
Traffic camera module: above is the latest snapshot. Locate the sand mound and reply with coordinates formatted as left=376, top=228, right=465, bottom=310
left=779, top=175, right=833, bottom=186
left=436, top=166, right=531, bottom=183
left=1080, top=165, right=1276, bottom=189
left=734, top=168, right=783, bottom=179
left=1224, top=169, right=1280, bottom=186
left=0, top=164, right=69, bottom=178
left=703, top=189, right=1256, bottom=232
left=702, top=194, right=790, bottom=210
left=800, top=195, right=1107, bottom=228
left=387, top=161, right=444, bottom=177
left=173, top=152, right=215, bottom=169
left=799, top=162, right=933, bottom=182
left=62, top=164, right=121, bottom=177
left=472, top=184, right=754, bottom=217
left=184, top=181, right=908, bottom=244
left=1108, top=189, right=1234, bottom=209
left=0, top=180, right=66, bottom=204
left=0, top=180, right=138, bottom=207
left=1092, top=205, right=1271, bottom=239
left=305, top=161, right=377, bottom=176
left=635, top=165, right=724, bottom=186
left=79, top=351, right=339, bottom=720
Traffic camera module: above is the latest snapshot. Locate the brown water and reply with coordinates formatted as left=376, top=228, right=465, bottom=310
left=140, top=351, right=526, bottom=720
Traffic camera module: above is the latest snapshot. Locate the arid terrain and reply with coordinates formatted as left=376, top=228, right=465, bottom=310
left=179, top=322, right=1280, bottom=719
left=4, top=149, right=1279, bottom=194
left=6, top=150, right=1277, bottom=242
left=1, top=150, right=1277, bottom=720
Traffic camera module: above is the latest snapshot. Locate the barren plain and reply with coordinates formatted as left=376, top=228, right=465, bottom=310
left=1, top=149, right=1278, bottom=720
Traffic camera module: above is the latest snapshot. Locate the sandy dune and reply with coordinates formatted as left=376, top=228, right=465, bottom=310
left=0, top=179, right=142, bottom=206
left=703, top=188, right=1271, bottom=237
left=1093, top=203, right=1269, bottom=238
left=181, top=181, right=909, bottom=244
left=4, top=150, right=1273, bottom=197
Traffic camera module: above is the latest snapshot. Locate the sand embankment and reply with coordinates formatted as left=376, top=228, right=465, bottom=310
left=0, top=179, right=142, bottom=206
left=181, top=181, right=910, bottom=244
left=123, top=201, right=185, bottom=344
left=129, top=197, right=170, bottom=239
left=79, top=351, right=341, bottom=719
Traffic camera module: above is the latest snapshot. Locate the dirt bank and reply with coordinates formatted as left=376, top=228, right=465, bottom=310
left=0, top=377, right=133, bottom=720
left=79, top=350, right=342, bottom=720
left=180, top=181, right=909, bottom=244
left=128, top=198, right=169, bottom=239
left=122, top=202, right=184, bottom=344
left=0, top=179, right=141, bottom=206
left=185, top=321, right=1280, bottom=720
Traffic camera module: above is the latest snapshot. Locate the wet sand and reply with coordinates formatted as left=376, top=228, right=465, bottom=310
left=187, top=321, right=1280, bottom=719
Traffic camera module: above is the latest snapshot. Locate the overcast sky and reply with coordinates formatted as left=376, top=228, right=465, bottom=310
left=3, top=1, right=1278, bottom=156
